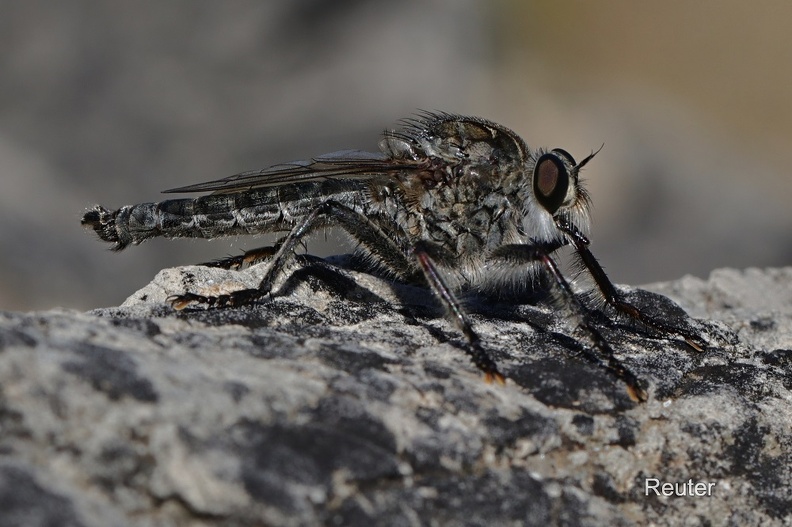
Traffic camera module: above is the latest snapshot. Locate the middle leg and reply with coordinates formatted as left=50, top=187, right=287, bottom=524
left=412, top=240, right=505, bottom=384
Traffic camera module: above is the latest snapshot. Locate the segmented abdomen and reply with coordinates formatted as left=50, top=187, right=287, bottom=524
left=81, top=181, right=362, bottom=250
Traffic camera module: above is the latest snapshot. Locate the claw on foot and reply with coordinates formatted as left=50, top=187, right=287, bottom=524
left=627, top=383, right=648, bottom=403
left=167, top=294, right=204, bottom=310
left=484, top=371, right=506, bottom=385
left=685, top=337, right=704, bottom=352
left=166, top=287, right=269, bottom=311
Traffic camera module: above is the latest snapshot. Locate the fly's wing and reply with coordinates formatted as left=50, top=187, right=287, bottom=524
left=163, top=150, right=421, bottom=194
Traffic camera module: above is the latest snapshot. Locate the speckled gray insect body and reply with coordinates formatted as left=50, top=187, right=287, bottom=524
left=83, top=112, right=700, bottom=399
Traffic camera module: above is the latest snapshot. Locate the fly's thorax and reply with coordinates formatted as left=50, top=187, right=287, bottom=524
left=381, top=176, right=523, bottom=261
left=380, top=114, right=530, bottom=187
left=377, top=115, right=534, bottom=257
left=376, top=114, right=592, bottom=264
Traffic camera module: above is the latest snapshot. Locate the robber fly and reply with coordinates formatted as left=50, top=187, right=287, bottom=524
left=83, top=112, right=700, bottom=401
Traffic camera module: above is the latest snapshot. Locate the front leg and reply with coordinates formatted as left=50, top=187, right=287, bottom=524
left=555, top=218, right=703, bottom=351
left=490, top=243, right=647, bottom=402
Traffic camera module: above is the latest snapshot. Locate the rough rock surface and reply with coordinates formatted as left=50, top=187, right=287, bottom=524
left=0, top=261, right=791, bottom=526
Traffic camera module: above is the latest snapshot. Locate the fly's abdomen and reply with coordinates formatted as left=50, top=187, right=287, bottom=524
left=81, top=190, right=306, bottom=251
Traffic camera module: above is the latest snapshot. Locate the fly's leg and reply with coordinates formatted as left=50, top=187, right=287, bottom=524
left=556, top=218, right=703, bottom=351
left=412, top=241, right=505, bottom=384
left=491, top=244, right=647, bottom=402
left=169, top=201, right=413, bottom=309
left=169, top=204, right=327, bottom=309
left=201, top=244, right=281, bottom=270
left=277, top=257, right=386, bottom=303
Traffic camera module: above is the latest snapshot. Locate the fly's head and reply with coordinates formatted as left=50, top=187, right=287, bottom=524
left=519, top=147, right=596, bottom=246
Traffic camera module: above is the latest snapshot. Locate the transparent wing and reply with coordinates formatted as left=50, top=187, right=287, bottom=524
left=163, top=150, right=421, bottom=194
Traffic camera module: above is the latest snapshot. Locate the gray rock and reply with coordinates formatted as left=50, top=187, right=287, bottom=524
left=0, top=262, right=790, bottom=526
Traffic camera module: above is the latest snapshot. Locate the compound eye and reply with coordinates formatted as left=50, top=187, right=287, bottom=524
left=534, top=153, right=570, bottom=213
left=550, top=148, right=577, bottom=166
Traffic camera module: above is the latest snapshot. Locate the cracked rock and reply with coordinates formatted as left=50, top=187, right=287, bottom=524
left=0, top=263, right=791, bottom=526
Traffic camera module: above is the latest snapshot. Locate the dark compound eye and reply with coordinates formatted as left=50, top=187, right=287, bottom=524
left=534, top=153, right=570, bottom=213
left=550, top=148, right=577, bottom=166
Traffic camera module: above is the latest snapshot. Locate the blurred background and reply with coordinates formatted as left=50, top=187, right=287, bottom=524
left=1, top=0, right=791, bottom=311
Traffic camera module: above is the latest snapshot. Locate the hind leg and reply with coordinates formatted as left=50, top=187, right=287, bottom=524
left=200, top=244, right=281, bottom=270
left=168, top=200, right=411, bottom=309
